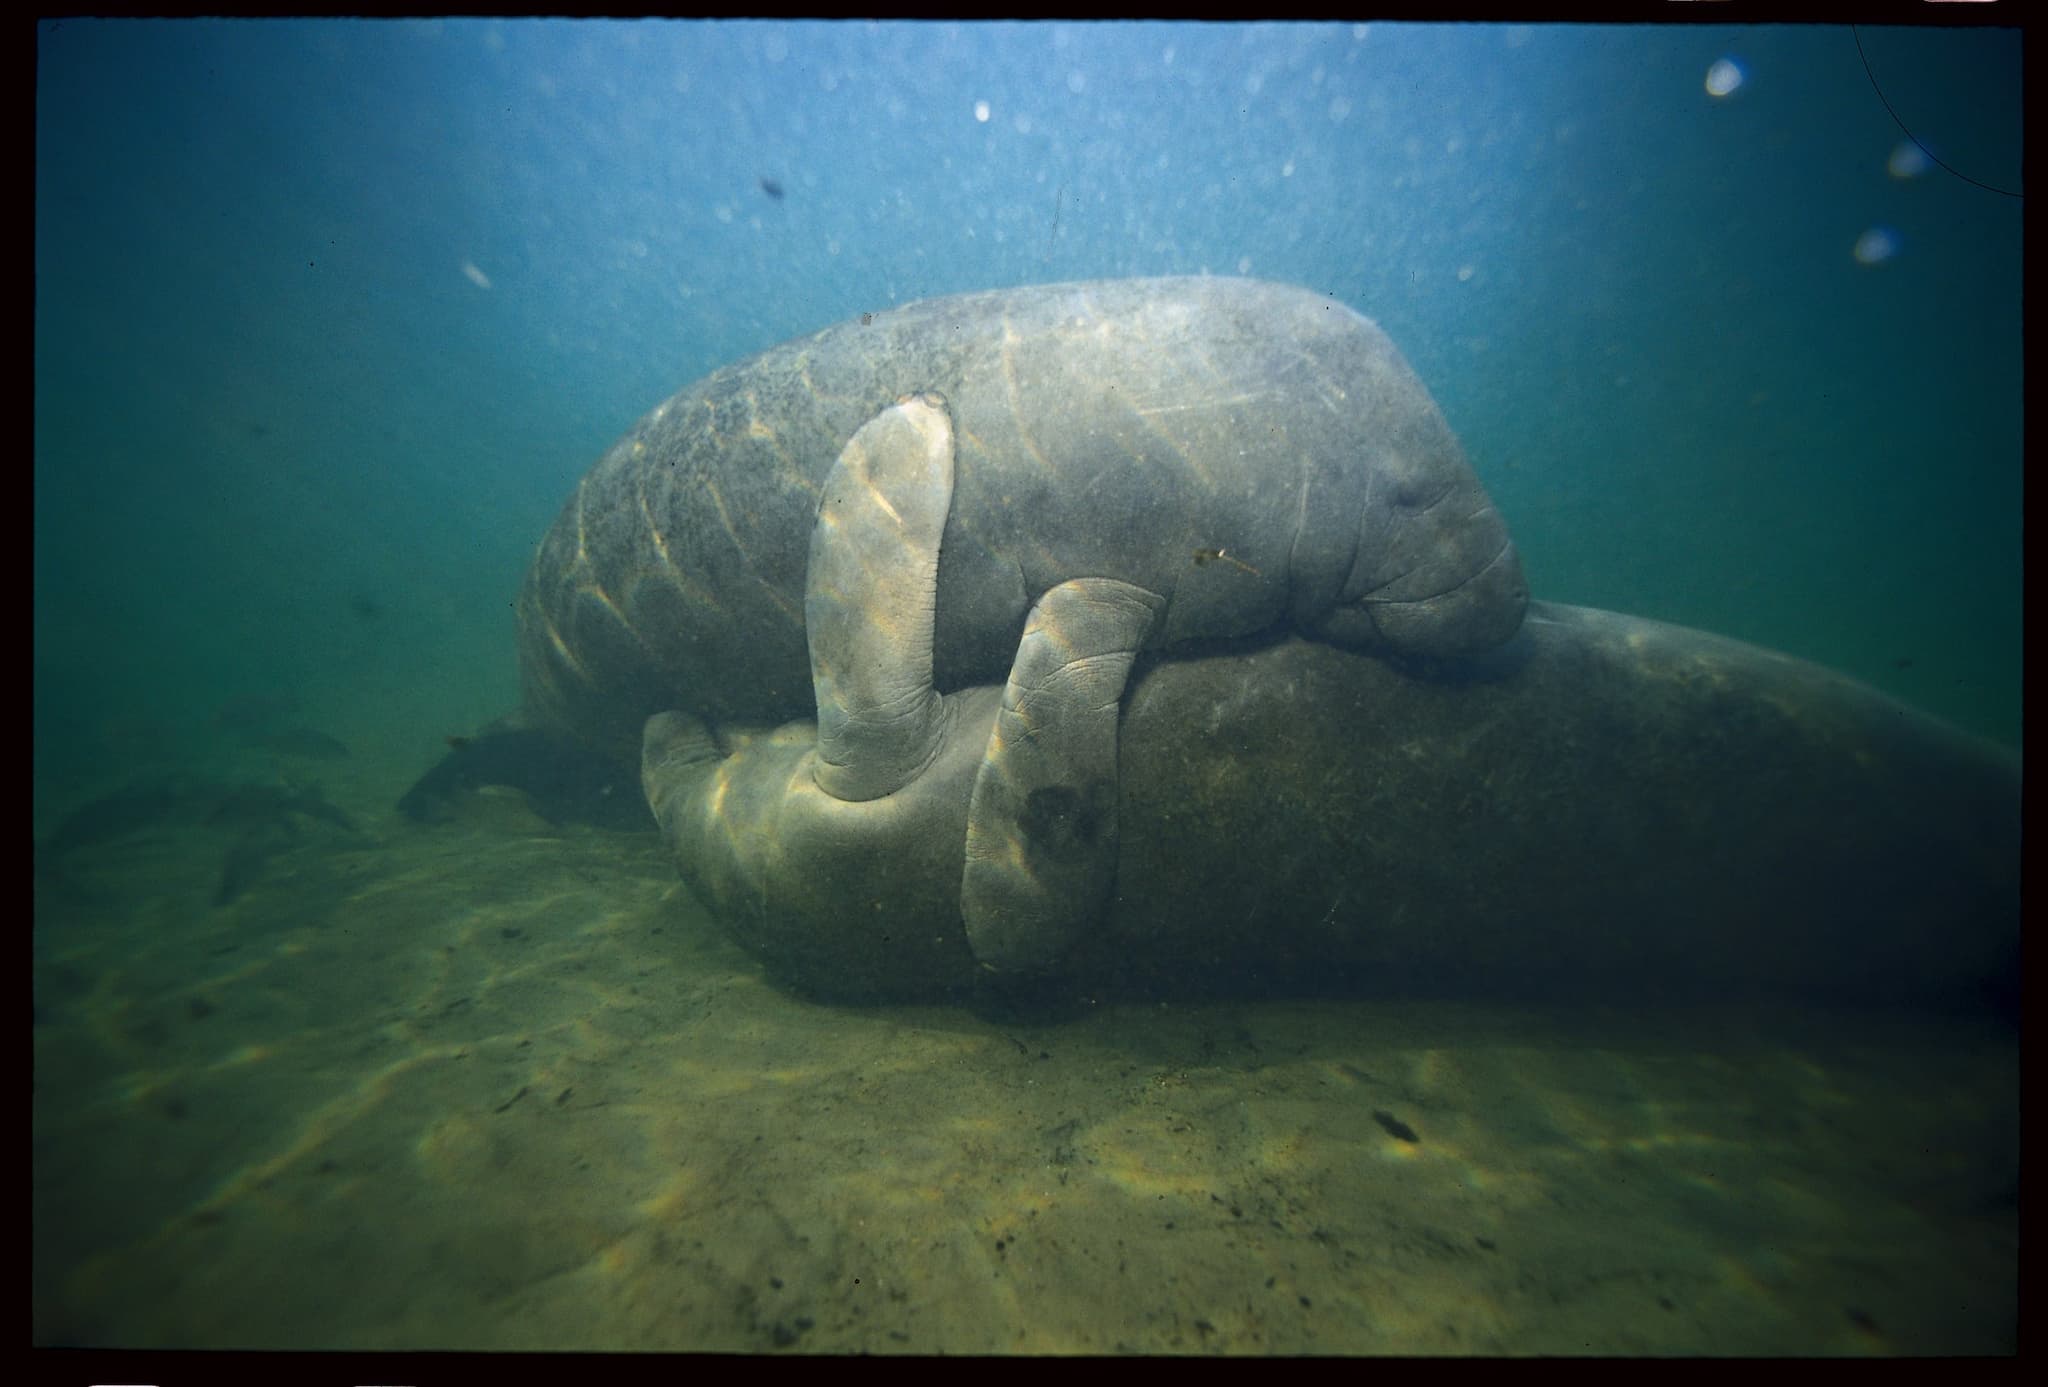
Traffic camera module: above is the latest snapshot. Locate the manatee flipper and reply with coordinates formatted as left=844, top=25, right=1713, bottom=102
left=962, top=577, right=1166, bottom=975
left=806, top=394, right=956, bottom=802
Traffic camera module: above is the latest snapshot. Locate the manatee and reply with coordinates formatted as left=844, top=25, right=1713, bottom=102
left=518, top=277, right=1527, bottom=769
left=642, top=602, right=2019, bottom=1009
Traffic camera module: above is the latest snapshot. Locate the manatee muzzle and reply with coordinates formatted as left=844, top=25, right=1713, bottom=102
left=1364, top=535, right=1529, bottom=657
left=1311, top=528, right=1529, bottom=660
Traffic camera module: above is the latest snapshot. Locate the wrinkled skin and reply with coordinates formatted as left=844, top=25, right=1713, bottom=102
left=521, top=277, right=1526, bottom=767
left=644, top=603, right=2018, bottom=1008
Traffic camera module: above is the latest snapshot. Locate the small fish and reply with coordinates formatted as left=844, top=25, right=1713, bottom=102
left=1371, top=1109, right=1419, bottom=1144
left=1192, top=547, right=1261, bottom=577
left=758, top=175, right=784, bottom=200
left=398, top=729, right=652, bottom=831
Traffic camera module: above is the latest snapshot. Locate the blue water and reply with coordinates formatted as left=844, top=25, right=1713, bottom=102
left=34, top=19, right=2021, bottom=812
left=31, top=22, right=2023, bottom=1356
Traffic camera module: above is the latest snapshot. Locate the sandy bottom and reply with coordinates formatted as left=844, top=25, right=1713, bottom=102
left=33, top=783, right=2017, bottom=1355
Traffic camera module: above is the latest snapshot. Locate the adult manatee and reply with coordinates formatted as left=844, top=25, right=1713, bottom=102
left=643, top=604, right=2019, bottom=1009
left=518, top=277, right=1526, bottom=769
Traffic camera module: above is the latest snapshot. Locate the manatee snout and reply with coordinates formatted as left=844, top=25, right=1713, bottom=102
left=1310, top=496, right=1528, bottom=660
left=1366, top=529, right=1529, bottom=657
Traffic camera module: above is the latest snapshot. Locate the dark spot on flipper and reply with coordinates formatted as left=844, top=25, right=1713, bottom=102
left=1020, top=782, right=1113, bottom=852
left=1372, top=1110, right=1419, bottom=1143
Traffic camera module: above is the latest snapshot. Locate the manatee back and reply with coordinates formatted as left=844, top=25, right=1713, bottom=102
left=517, top=278, right=1470, bottom=763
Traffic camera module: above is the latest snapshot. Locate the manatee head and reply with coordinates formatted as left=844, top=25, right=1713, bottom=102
left=1307, top=428, right=1529, bottom=660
